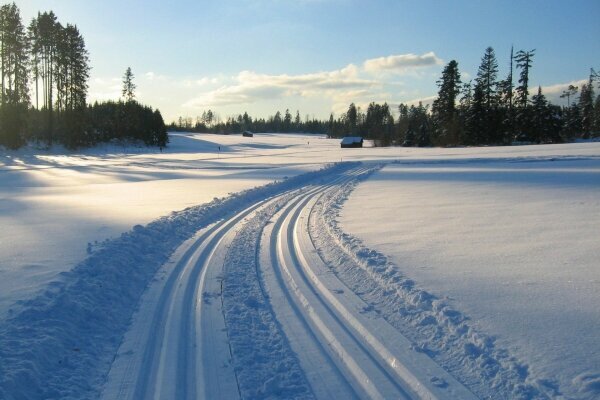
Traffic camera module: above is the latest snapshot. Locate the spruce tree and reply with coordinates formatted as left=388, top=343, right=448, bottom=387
left=476, top=47, right=499, bottom=109
left=471, top=47, right=502, bottom=144
left=122, top=66, right=136, bottom=102
left=514, top=49, right=535, bottom=141
left=531, top=86, right=550, bottom=143
left=514, top=49, right=535, bottom=107
left=346, top=103, right=357, bottom=134
left=0, top=2, right=29, bottom=148
left=579, top=69, right=596, bottom=138
left=431, top=60, right=461, bottom=145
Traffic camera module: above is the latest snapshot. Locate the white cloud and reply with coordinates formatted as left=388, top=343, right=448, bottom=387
left=539, top=79, right=587, bottom=96
left=363, top=52, right=443, bottom=74
left=183, top=64, right=381, bottom=109
left=524, top=79, right=587, bottom=105
left=87, top=52, right=444, bottom=120
left=404, top=95, right=437, bottom=107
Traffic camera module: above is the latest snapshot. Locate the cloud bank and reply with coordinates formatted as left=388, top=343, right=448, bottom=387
left=363, top=52, right=443, bottom=73
left=183, top=52, right=442, bottom=110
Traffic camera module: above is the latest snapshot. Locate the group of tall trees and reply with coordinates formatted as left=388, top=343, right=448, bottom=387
left=0, top=2, right=167, bottom=150
left=410, top=47, right=599, bottom=147
left=173, top=47, right=598, bottom=147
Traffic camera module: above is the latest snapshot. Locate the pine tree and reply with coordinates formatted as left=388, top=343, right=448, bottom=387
left=579, top=69, right=596, bottom=138
left=560, top=85, right=578, bottom=107
left=346, top=103, right=357, bottom=134
left=497, top=46, right=515, bottom=143
left=0, top=2, right=29, bottom=148
left=294, top=110, right=301, bottom=131
left=531, top=86, right=550, bottom=142
left=122, top=67, right=136, bottom=102
left=283, top=108, right=292, bottom=132
left=514, top=49, right=535, bottom=141
left=465, top=83, right=486, bottom=145
left=473, top=47, right=501, bottom=144
left=476, top=47, right=499, bottom=109
left=514, top=49, right=535, bottom=108
left=29, top=11, right=60, bottom=144
left=431, top=60, right=461, bottom=145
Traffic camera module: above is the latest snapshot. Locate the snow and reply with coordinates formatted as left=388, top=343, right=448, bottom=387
left=0, top=133, right=326, bottom=319
left=1, top=133, right=599, bottom=399
left=339, top=154, right=600, bottom=399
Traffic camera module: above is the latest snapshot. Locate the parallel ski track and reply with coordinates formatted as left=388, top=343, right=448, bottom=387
left=104, top=164, right=475, bottom=400
left=103, top=191, right=288, bottom=400
left=261, top=169, right=414, bottom=399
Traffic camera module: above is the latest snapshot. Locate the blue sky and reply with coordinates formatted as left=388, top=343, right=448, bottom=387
left=18, top=0, right=600, bottom=122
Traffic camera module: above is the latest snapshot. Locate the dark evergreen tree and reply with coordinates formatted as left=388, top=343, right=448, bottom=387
left=0, top=2, right=29, bottom=148
left=579, top=69, right=598, bottom=138
left=122, top=67, right=135, bottom=102
left=465, top=83, right=486, bottom=145
left=531, top=86, right=553, bottom=143
left=477, top=47, right=499, bottom=109
left=473, top=47, right=502, bottom=144
left=497, top=46, right=515, bottom=143
left=431, top=60, right=461, bottom=146
left=294, top=110, right=301, bottom=131
left=283, top=108, right=292, bottom=132
left=560, top=85, right=578, bottom=107
left=346, top=102, right=357, bottom=134
left=365, top=102, right=394, bottom=145
left=514, top=49, right=535, bottom=141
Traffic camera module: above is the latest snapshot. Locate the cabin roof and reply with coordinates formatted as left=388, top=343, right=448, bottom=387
left=340, top=136, right=363, bottom=144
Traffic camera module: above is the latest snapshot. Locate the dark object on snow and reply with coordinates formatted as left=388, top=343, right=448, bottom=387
left=242, top=131, right=254, bottom=137
left=340, top=136, right=363, bottom=148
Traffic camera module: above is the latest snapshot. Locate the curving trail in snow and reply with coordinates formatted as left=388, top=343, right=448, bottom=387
left=101, top=163, right=477, bottom=400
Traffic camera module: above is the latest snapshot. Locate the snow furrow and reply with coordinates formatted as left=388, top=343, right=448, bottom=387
left=104, top=197, right=272, bottom=400
left=254, top=166, right=461, bottom=399
left=277, top=196, right=397, bottom=399
left=310, top=166, right=552, bottom=399
left=221, top=189, right=320, bottom=400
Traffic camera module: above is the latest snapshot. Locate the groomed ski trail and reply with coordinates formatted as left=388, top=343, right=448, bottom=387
left=102, top=163, right=476, bottom=400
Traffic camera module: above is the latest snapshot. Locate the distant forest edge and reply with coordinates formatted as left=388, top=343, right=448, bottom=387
left=2, top=2, right=598, bottom=151
left=0, top=3, right=167, bottom=150
left=171, top=48, right=599, bottom=147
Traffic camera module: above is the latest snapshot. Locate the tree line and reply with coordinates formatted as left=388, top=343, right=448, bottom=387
left=420, top=47, right=599, bottom=147
left=0, top=2, right=167, bottom=150
left=168, top=108, right=336, bottom=137
left=172, top=47, right=599, bottom=147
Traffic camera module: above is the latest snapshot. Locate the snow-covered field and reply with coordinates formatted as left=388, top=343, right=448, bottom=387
left=0, top=132, right=599, bottom=399
left=340, top=157, right=600, bottom=399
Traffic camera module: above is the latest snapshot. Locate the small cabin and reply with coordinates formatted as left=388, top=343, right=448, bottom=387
left=242, top=131, right=254, bottom=137
left=340, top=136, right=363, bottom=148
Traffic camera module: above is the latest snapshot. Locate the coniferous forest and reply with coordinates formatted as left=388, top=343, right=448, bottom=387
left=0, top=3, right=167, bottom=150
left=172, top=47, right=599, bottom=147
left=2, top=1, right=598, bottom=150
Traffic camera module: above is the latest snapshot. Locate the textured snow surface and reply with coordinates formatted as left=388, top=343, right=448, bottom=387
left=0, top=133, right=325, bottom=318
left=0, top=161, right=351, bottom=399
left=340, top=157, right=600, bottom=399
left=1, top=133, right=599, bottom=399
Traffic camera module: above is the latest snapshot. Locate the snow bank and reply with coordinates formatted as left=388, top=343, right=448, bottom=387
left=311, top=166, right=557, bottom=399
left=0, top=162, right=354, bottom=400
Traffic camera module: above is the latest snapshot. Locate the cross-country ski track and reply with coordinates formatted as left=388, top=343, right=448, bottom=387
left=101, top=163, right=476, bottom=400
